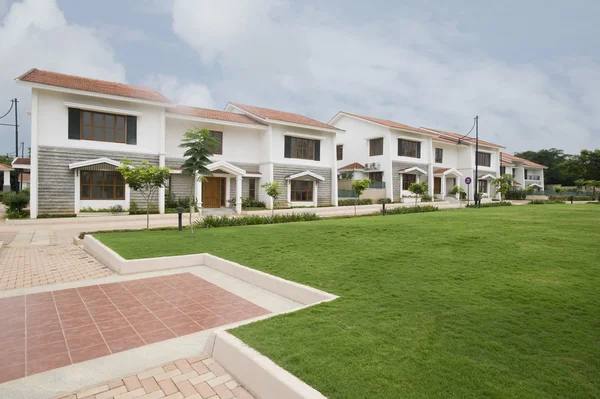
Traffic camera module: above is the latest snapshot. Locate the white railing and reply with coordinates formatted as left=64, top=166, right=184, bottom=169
left=525, top=176, right=541, bottom=181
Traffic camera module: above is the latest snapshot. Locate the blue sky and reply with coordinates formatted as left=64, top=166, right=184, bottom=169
left=1, top=0, right=599, bottom=156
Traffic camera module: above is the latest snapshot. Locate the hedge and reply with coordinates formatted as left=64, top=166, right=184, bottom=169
left=466, top=201, right=513, bottom=208
left=548, top=195, right=593, bottom=201
left=383, top=205, right=439, bottom=215
left=529, top=199, right=567, bottom=205
left=196, top=213, right=321, bottom=228
left=338, top=198, right=373, bottom=206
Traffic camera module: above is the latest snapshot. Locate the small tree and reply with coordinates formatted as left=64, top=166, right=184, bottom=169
left=574, top=179, right=587, bottom=193
left=118, top=159, right=171, bottom=229
left=449, top=185, right=466, bottom=200
left=492, top=174, right=513, bottom=201
left=179, top=128, right=218, bottom=237
left=261, top=182, right=283, bottom=215
left=351, top=179, right=371, bottom=215
left=526, top=185, right=536, bottom=199
left=408, top=182, right=428, bottom=205
left=587, top=180, right=600, bottom=201
left=338, top=171, right=354, bottom=180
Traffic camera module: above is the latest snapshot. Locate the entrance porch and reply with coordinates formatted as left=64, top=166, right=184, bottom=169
left=433, top=168, right=464, bottom=200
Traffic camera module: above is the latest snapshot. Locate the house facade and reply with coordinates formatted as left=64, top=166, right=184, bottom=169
left=330, top=112, right=503, bottom=201
left=16, top=69, right=339, bottom=218
left=500, top=153, right=546, bottom=190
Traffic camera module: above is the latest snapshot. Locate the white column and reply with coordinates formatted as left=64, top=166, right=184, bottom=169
left=287, top=180, right=291, bottom=205
left=313, top=181, right=318, bottom=207
left=195, top=173, right=202, bottom=208
left=158, top=155, right=165, bottom=214
left=235, top=176, right=242, bottom=214
left=30, top=89, right=39, bottom=218
left=2, top=170, right=9, bottom=192
left=74, top=170, right=80, bottom=213
left=427, top=164, right=434, bottom=196
left=441, top=176, right=446, bottom=200
left=399, top=174, right=403, bottom=201
left=125, top=184, right=131, bottom=210
left=225, top=177, right=231, bottom=207
left=158, top=110, right=166, bottom=214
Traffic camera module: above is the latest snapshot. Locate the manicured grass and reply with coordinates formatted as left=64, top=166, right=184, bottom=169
left=95, top=205, right=600, bottom=398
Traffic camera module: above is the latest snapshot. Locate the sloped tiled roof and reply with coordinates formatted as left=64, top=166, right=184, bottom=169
left=434, top=168, right=451, bottom=174
left=16, top=69, right=172, bottom=104
left=169, top=105, right=267, bottom=126
left=12, top=158, right=30, bottom=166
left=424, top=127, right=503, bottom=148
left=339, top=162, right=365, bottom=170
left=340, top=112, right=426, bottom=135
left=501, top=152, right=547, bottom=168
left=230, top=103, right=341, bottom=131
left=0, top=164, right=13, bottom=170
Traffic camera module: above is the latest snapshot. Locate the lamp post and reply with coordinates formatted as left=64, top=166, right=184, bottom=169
left=474, top=116, right=479, bottom=207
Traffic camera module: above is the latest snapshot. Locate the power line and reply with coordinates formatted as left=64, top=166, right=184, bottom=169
left=0, top=101, right=14, bottom=120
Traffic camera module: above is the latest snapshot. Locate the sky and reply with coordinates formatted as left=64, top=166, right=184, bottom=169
left=0, top=0, right=599, bottom=156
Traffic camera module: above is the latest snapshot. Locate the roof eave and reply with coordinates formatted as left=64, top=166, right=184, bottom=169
left=165, top=112, right=268, bottom=130
left=16, top=80, right=173, bottom=107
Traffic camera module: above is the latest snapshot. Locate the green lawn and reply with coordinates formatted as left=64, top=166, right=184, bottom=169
left=96, top=205, right=600, bottom=398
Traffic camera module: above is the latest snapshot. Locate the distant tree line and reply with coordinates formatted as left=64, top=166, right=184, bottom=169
left=514, top=148, right=600, bottom=186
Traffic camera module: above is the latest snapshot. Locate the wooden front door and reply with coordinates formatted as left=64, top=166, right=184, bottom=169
left=434, top=177, right=442, bottom=194
left=202, top=177, right=223, bottom=208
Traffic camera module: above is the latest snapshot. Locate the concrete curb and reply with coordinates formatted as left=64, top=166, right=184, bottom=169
left=0, top=241, right=3, bottom=252
left=209, top=332, right=327, bottom=399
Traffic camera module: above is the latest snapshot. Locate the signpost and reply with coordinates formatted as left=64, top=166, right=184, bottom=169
left=465, top=177, right=472, bottom=206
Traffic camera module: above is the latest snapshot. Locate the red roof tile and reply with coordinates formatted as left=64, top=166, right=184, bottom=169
left=434, top=168, right=451, bottom=174
left=12, top=158, right=30, bottom=166
left=16, top=69, right=172, bottom=104
left=0, top=164, right=13, bottom=170
left=340, top=112, right=426, bottom=135
left=230, top=103, right=340, bottom=131
left=169, top=105, right=267, bottom=126
left=424, top=127, right=503, bottom=148
left=501, top=152, right=546, bottom=168
left=339, top=162, right=365, bottom=170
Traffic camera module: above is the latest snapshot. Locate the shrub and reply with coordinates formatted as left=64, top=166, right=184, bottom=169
left=242, top=197, right=266, bottom=209
left=450, top=185, right=467, bottom=199
left=2, top=191, right=29, bottom=218
left=377, top=198, right=392, bottom=204
left=466, top=201, right=512, bottom=208
left=338, top=198, right=373, bottom=206
left=505, top=188, right=527, bottom=200
left=109, top=205, right=125, bottom=214
left=421, top=194, right=433, bottom=203
left=129, top=200, right=159, bottom=215
left=196, top=213, right=320, bottom=228
left=548, top=195, right=592, bottom=202
left=529, top=199, right=566, bottom=205
left=383, top=205, right=439, bottom=215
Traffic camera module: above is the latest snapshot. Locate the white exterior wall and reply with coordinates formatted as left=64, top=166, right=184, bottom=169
left=165, top=117, right=264, bottom=163
left=36, top=90, right=164, bottom=154
left=270, top=125, right=336, bottom=168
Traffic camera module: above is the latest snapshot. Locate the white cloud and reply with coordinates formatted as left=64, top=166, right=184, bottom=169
left=143, top=73, right=214, bottom=109
left=169, top=0, right=599, bottom=153
left=0, top=0, right=126, bottom=153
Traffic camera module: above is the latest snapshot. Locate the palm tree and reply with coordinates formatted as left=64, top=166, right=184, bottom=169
left=179, top=128, right=218, bottom=237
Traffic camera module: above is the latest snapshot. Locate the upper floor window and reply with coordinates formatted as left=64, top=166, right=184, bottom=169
left=435, top=148, right=443, bottom=163
left=82, top=111, right=126, bottom=143
left=68, top=108, right=136, bottom=145
left=336, top=145, right=343, bottom=161
left=398, top=139, right=421, bottom=158
left=80, top=171, right=125, bottom=200
left=284, top=136, right=321, bottom=161
left=477, top=152, right=491, bottom=167
left=208, top=131, right=223, bottom=155
left=369, top=138, right=383, bottom=156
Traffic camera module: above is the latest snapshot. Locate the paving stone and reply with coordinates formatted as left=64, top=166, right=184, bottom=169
left=96, top=386, right=128, bottom=399
left=207, top=374, right=232, bottom=388
left=76, top=384, right=109, bottom=399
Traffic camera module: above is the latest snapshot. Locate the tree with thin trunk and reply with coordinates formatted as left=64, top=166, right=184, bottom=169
left=351, top=179, right=371, bottom=215
left=492, top=174, right=513, bottom=201
left=179, top=128, right=218, bottom=237
left=261, top=181, right=283, bottom=216
left=118, top=159, right=170, bottom=229
left=408, top=182, right=428, bottom=205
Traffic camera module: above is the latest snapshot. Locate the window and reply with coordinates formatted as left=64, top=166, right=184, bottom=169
left=291, top=180, right=313, bottom=202
left=336, top=145, right=343, bottom=161
left=476, top=152, right=491, bottom=167
left=478, top=179, right=488, bottom=193
left=81, top=111, right=126, bottom=143
left=398, top=139, right=421, bottom=158
left=285, top=137, right=319, bottom=160
left=402, top=173, right=416, bottom=190
left=208, top=131, right=223, bottom=155
left=249, top=179, right=256, bottom=199
left=435, top=148, right=443, bottom=163
left=369, top=138, right=383, bottom=156
left=369, top=172, right=383, bottom=182
left=500, top=166, right=506, bottom=175
left=80, top=171, right=125, bottom=200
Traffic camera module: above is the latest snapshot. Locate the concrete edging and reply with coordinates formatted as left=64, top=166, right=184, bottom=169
left=209, top=332, right=327, bottom=399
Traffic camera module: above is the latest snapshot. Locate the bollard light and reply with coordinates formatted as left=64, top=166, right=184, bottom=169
left=176, top=207, right=184, bottom=231
left=382, top=202, right=386, bottom=216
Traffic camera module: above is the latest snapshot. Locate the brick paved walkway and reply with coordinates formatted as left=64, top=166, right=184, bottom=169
left=0, top=273, right=269, bottom=383
left=59, top=355, right=254, bottom=399
left=0, top=244, right=113, bottom=291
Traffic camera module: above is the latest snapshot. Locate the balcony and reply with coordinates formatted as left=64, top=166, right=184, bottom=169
left=368, top=181, right=386, bottom=189
left=525, top=175, right=541, bottom=181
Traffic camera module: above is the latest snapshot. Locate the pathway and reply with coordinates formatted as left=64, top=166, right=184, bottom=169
left=60, top=356, right=254, bottom=399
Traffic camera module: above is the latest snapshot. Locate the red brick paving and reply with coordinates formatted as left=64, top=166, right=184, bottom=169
left=0, top=273, right=269, bottom=384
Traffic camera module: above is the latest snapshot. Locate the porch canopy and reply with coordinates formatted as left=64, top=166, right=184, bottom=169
left=284, top=171, right=325, bottom=207
left=68, top=157, right=124, bottom=171
left=285, top=170, right=325, bottom=182
left=434, top=168, right=464, bottom=197
left=398, top=166, right=427, bottom=200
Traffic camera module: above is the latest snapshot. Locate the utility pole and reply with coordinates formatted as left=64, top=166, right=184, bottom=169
left=474, top=115, right=479, bottom=207
left=14, top=98, right=19, bottom=193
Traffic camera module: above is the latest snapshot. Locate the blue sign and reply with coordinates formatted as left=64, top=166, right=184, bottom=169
left=465, top=177, right=472, bottom=185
